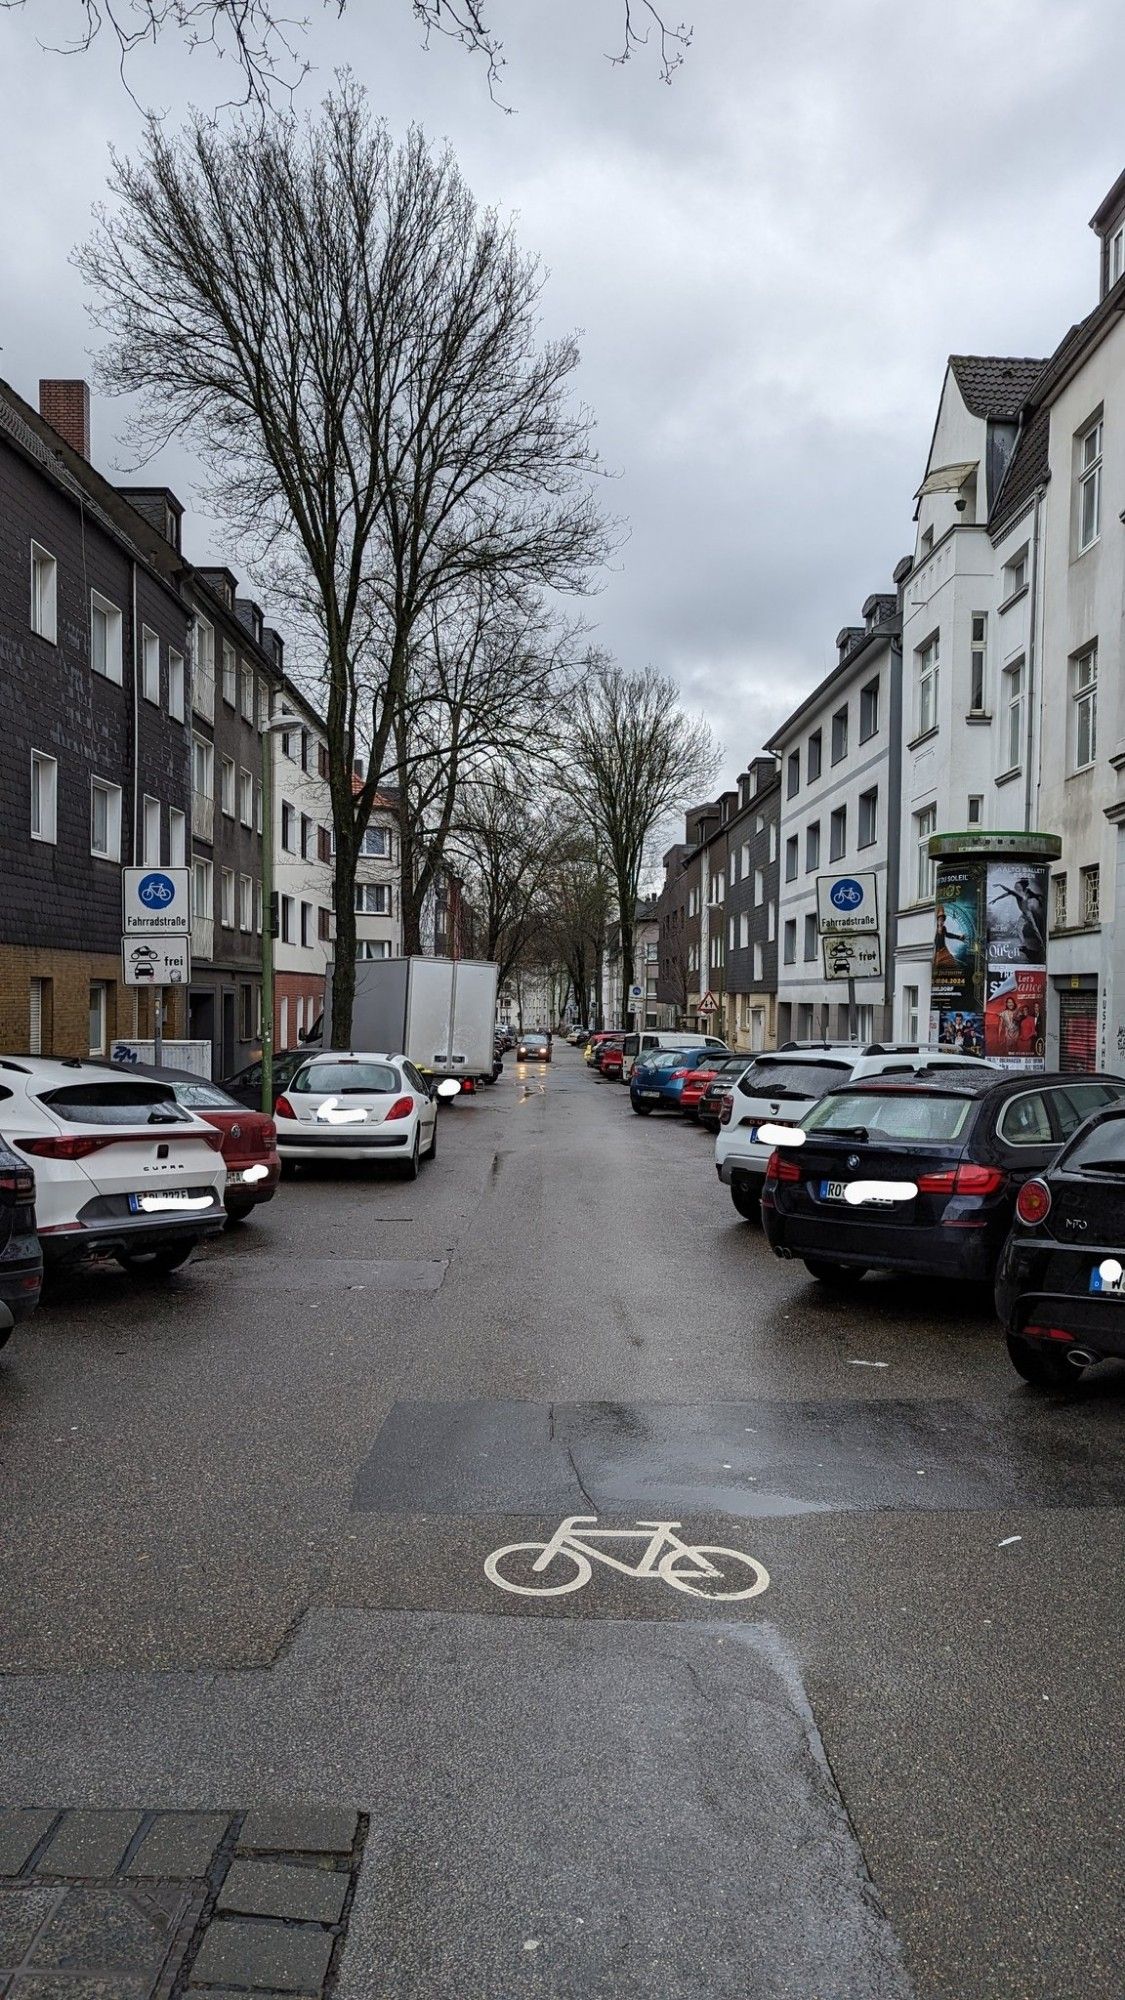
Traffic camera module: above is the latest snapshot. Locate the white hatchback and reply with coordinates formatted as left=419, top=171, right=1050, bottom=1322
left=2, top=1057, right=226, bottom=1273
left=273, top=1053, right=442, bottom=1178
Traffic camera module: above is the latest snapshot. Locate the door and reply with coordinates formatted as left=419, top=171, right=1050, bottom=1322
left=1059, top=990, right=1098, bottom=1074
left=221, top=991, right=236, bottom=1078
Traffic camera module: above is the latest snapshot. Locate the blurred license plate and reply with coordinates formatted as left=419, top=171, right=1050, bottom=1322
left=128, top=1190, right=196, bottom=1213
left=819, top=1180, right=848, bottom=1202
left=1089, top=1264, right=1125, bottom=1293
left=639, top=1090, right=661, bottom=1100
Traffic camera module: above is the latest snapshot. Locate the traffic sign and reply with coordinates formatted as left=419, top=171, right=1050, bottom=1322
left=629, top=983, right=644, bottom=999
left=816, top=871, right=879, bottom=934
left=122, top=867, right=191, bottom=934
left=822, top=934, right=882, bottom=981
left=122, top=934, right=191, bottom=986
left=698, top=990, right=719, bottom=1015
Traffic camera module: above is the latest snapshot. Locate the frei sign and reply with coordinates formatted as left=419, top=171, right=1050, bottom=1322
left=816, top=873, right=879, bottom=935
left=122, top=868, right=191, bottom=934
left=822, top=934, right=883, bottom=981
left=122, top=936, right=191, bottom=987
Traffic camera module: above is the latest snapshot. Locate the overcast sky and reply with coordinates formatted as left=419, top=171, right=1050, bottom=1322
left=4, top=0, right=1125, bottom=787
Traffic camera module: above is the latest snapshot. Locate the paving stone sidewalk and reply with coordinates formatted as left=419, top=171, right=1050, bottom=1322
left=0, top=1808, right=365, bottom=1999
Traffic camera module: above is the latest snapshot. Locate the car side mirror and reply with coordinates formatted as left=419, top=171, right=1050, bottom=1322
left=436, top=1078, right=461, bottom=1099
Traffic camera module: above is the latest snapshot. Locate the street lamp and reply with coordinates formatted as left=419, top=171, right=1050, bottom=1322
left=259, top=713, right=292, bottom=1116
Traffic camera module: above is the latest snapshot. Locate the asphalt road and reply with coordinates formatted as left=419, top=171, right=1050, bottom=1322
left=2, top=1046, right=1123, bottom=1997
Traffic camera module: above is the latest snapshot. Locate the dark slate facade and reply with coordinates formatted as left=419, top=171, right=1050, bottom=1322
left=723, top=756, right=781, bottom=1049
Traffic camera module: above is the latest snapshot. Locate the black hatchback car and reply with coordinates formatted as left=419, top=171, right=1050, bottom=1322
left=996, top=1100, right=1125, bottom=1389
left=0, top=1135, right=42, bottom=1345
left=761, top=1070, right=1125, bottom=1289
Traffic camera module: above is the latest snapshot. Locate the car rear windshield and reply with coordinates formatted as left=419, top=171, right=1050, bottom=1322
left=522, top=1036, right=549, bottom=1047
left=1061, top=1112, right=1125, bottom=1173
left=737, top=1060, right=851, bottom=1100
left=174, top=1081, right=239, bottom=1110
left=802, top=1090, right=978, bottom=1144
left=292, top=1062, right=400, bottom=1095
left=42, top=1082, right=193, bottom=1125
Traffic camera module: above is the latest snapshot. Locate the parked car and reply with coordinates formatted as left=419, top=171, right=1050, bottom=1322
left=680, top=1054, right=740, bottom=1120
left=716, top=1043, right=998, bottom=1219
left=996, top=1098, right=1125, bottom=1389
left=630, top=1045, right=731, bottom=1115
left=273, top=1051, right=440, bottom=1178
left=0, top=1136, right=42, bottom=1343
left=584, top=1032, right=618, bottom=1065
left=760, top=1070, right=1125, bottom=1288
left=565, top=1026, right=588, bottom=1045
left=599, top=1042, right=627, bottom=1081
left=622, top=1029, right=727, bottom=1084
left=517, top=1033, right=552, bottom=1063
left=221, top=1047, right=309, bottom=1110
left=2, top=1057, right=226, bottom=1275
left=115, top=1063, right=280, bottom=1223
left=696, top=1055, right=753, bottom=1132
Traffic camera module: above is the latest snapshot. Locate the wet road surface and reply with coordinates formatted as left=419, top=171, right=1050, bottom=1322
left=1, top=1046, right=1123, bottom=1997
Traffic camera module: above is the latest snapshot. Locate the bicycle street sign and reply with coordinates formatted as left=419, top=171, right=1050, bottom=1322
left=122, top=867, right=191, bottom=934
left=484, top=1515, right=770, bottom=1603
left=816, top=871, right=879, bottom=935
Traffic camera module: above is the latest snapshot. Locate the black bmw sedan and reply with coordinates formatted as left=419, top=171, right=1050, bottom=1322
left=761, top=1070, right=1125, bottom=1289
left=996, top=1099, right=1125, bottom=1389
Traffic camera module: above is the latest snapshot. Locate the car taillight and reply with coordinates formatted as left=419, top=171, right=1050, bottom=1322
left=0, top=1168, right=35, bottom=1198
left=385, top=1096, right=414, bottom=1120
left=669, top=1068, right=688, bottom=1080
left=199, top=1129, right=225, bottom=1151
left=916, top=1163, right=1007, bottom=1196
left=765, top=1149, right=800, bottom=1183
left=274, top=1095, right=295, bottom=1119
left=719, top=1098, right=733, bottom=1126
left=1015, top=1178, right=1052, bottom=1225
left=18, top=1135, right=112, bottom=1160
left=1023, top=1323, right=1073, bottom=1342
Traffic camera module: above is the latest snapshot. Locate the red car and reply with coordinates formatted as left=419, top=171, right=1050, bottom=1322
left=679, top=1061, right=726, bottom=1119
left=599, top=1043, right=626, bottom=1080
left=116, top=1062, right=280, bottom=1222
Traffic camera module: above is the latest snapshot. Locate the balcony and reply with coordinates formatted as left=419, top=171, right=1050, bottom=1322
left=191, top=916, right=214, bottom=963
left=193, top=792, right=214, bottom=843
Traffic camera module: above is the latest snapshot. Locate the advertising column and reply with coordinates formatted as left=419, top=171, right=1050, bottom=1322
left=928, top=834, right=1060, bottom=1072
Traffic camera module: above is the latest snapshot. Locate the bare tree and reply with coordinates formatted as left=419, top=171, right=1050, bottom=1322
left=451, top=778, right=563, bottom=989
left=569, top=660, right=716, bottom=1027
left=78, top=83, right=609, bottom=1043
left=2, top=0, right=691, bottom=102
left=539, top=832, right=611, bottom=1028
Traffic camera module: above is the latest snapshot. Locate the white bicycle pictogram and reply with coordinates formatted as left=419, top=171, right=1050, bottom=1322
left=484, top=1515, right=770, bottom=1602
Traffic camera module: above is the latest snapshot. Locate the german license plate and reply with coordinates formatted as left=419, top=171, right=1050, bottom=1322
left=226, top=1169, right=244, bottom=1185
left=128, top=1190, right=195, bottom=1213
left=639, top=1090, right=661, bottom=1100
left=819, top=1180, right=848, bottom=1202
left=1089, top=1262, right=1125, bottom=1293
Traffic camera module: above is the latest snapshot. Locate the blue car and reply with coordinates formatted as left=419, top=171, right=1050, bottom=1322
left=630, top=1045, right=729, bottom=1116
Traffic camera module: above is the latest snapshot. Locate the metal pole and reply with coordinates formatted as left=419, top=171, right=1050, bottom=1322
left=153, top=985, right=163, bottom=1066
left=260, top=722, right=275, bottom=1116
left=847, top=973, right=857, bottom=1043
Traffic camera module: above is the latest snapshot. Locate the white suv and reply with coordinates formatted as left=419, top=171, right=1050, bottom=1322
left=1, top=1058, right=227, bottom=1274
left=715, top=1042, right=997, bottom=1219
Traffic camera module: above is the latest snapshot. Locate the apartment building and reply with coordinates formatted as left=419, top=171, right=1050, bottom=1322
left=772, top=593, right=902, bottom=1043
left=722, top=757, right=781, bottom=1052
left=271, top=678, right=335, bottom=1050
left=0, top=376, right=192, bottom=1057
left=353, top=786, right=403, bottom=962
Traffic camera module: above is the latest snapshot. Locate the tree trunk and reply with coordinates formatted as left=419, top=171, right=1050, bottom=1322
left=331, top=832, right=359, bottom=1047
left=619, top=917, right=635, bottom=1030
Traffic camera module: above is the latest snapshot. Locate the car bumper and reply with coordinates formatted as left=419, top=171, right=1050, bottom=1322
left=715, top=1134, right=773, bottom=1180
left=762, top=1207, right=996, bottom=1281
left=277, top=1129, right=413, bottom=1159
left=39, top=1204, right=225, bottom=1264
left=0, top=1243, right=44, bottom=1324
left=224, top=1158, right=281, bottom=1206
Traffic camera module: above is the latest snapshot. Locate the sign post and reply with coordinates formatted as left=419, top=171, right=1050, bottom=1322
left=122, top=869, right=191, bottom=1073
left=816, top=875, right=880, bottom=1044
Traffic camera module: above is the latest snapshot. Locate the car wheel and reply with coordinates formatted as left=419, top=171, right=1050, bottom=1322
left=280, top=1158, right=300, bottom=1180
left=224, top=1201, right=253, bottom=1225
left=424, top=1116, right=438, bottom=1162
left=116, top=1239, right=197, bottom=1277
left=402, top=1131, right=421, bottom=1180
left=1006, top=1333, right=1079, bottom=1390
left=730, top=1179, right=760, bottom=1221
left=804, top=1258, right=867, bottom=1288
left=631, top=1102, right=652, bottom=1116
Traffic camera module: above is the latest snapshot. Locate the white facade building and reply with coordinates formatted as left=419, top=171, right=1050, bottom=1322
left=770, top=594, right=902, bottom=1044
left=271, top=680, right=334, bottom=1049
left=353, top=790, right=402, bottom=962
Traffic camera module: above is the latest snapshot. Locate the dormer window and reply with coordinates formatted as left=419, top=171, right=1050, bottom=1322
left=1111, top=226, right=1125, bottom=288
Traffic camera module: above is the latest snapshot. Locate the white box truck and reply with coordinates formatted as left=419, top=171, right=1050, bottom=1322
left=322, top=957, right=499, bottom=1081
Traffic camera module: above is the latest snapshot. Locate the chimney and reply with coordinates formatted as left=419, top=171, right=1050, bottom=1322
left=39, top=379, right=91, bottom=458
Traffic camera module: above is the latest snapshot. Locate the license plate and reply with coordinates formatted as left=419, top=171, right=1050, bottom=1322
left=819, top=1180, right=848, bottom=1202
left=1089, top=1261, right=1125, bottom=1293
left=128, top=1190, right=200, bottom=1213
left=639, top=1090, right=661, bottom=1100
left=226, top=1169, right=244, bottom=1185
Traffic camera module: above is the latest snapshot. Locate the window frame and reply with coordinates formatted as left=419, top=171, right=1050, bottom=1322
left=30, top=543, right=58, bottom=644
left=90, top=590, right=124, bottom=685
left=829, top=804, right=847, bottom=863
left=221, top=867, right=236, bottom=929
left=89, top=776, right=122, bottom=861
left=1077, top=415, right=1103, bottom=555
left=1071, top=642, right=1098, bottom=772
left=168, top=648, right=185, bottom=722
left=169, top=807, right=187, bottom=868
left=857, top=786, right=878, bottom=849
left=1002, top=658, right=1025, bottom=773
left=807, top=730, right=822, bottom=782
left=142, top=794, right=161, bottom=867
left=969, top=614, right=987, bottom=714
left=220, top=755, right=236, bottom=817
left=786, top=751, right=800, bottom=800
left=830, top=705, right=848, bottom=766
left=915, top=804, right=937, bottom=903
left=141, top=626, right=160, bottom=705
left=915, top=633, right=939, bottom=737
left=30, top=750, right=58, bottom=845
left=859, top=678, right=879, bottom=742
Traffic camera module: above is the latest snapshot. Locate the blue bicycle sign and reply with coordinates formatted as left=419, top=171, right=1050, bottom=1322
left=123, top=866, right=190, bottom=933
left=138, top=871, right=176, bottom=909
left=830, top=878, right=865, bottom=911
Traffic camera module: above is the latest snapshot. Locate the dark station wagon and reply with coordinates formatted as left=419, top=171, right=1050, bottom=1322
left=761, top=1071, right=1125, bottom=1289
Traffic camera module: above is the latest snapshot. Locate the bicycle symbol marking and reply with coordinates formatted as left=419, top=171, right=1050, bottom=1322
left=484, top=1516, right=770, bottom=1602
left=138, top=871, right=176, bottom=908
left=829, top=878, right=864, bottom=911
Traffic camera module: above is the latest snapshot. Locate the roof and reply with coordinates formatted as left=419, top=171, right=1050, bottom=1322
left=948, top=356, right=1048, bottom=420
left=0, top=380, right=156, bottom=571
left=988, top=404, right=1050, bottom=533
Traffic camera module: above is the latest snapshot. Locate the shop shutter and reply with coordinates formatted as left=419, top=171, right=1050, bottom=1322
left=28, top=979, right=43, bottom=1055
left=1058, top=990, right=1098, bottom=1074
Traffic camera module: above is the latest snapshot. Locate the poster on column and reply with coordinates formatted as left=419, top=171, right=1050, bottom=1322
left=984, top=967, right=1047, bottom=1068
left=985, top=862, right=1048, bottom=965
left=931, top=859, right=986, bottom=1056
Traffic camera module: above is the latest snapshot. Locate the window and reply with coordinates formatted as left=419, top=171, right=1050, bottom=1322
left=241, top=664, right=255, bottom=722
left=220, top=756, right=236, bottom=816
left=90, top=778, right=122, bottom=860
left=1082, top=865, right=1100, bottom=926
left=318, top=907, right=332, bottom=943
left=1077, top=416, right=1102, bottom=553
left=769, top=823, right=778, bottom=864
left=281, top=895, right=295, bottom=944
left=1003, top=660, right=1024, bottom=772
left=168, top=649, right=185, bottom=722
left=318, top=825, right=332, bottom=864
left=356, top=940, right=393, bottom=960
left=753, top=942, right=764, bottom=982
left=915, top=805, right=937, bottom=902
left=90, top=592, right=123, bottom=683
left=1072, top=643, right=1098, bottom=770
left=30, top=544, right=57, bottom=642
left=967, top=794, right=983, bottom=826
left=239, top=984, right=254, bottom=1042
left=88, top=982, right=109, bottom=1057
left=192, top=858, right=212, bottom=919
left=807, top=730, right=822, bottom=782
left=753, top=867, right=764, bottom=907
left=785, top=836, right=798, bottom=883
left=767, top=901, right=776, bottom=942
left=1053, top=873, right=1068, bottom=930
left=1003, top=548, right=1028, bottom=600
left=239, top=874, right=253, bottom=931
left=169, top=807, right=186, bottom=867
left=729, top=849, right=738, bottom=885
left=221, top=868, right=236, bottom=927
left=237, top=770, right=252, bottom=827
left=1111, top=226, right=1125, bottom=288
left=797, top=1004, right=815, bottom=1039
left=903, top=985, right=920, bottom=1041
left=221, top=640, right=237, bottom=706
left=355, top=883, right=392, bottom=914
left=783, top=919, right=797, bottom=965
left=29, top=977, right=50, bottom=1056
left=142, top=795, right=160, bottom=866
left=969, top=615, right=987, bottom=713
left=141, top=627, right=159, bottom=704
left=255, top=782, right=263, bottom=834
left=281, top=801, right=296, bottom=851
left=256, top=883, right=263, bottom=934
left=710, top=870, right=725, bottom=904
left=282, top=728, right=299, bottom=761
left=30, top=751, right=57, bottom=844
left=829, top=805, right=846, bottom=862
left=317, top=743, right=330, bottom=781
left=998, top=1092, right=1053, bottom=1147
left=803, top=912, right=817, bottom=961
left=859, top=678, right=879, bottom=741
left=192, top=735, right=214, bottom=798
left=300, top=813, right=312, bottom=860
left=360, top=825, right=390, bottom=858
left=858, top=787, right=877, bottom=848
left=786, top=751, right=800, bottom=799
left=831, top=706, right=848, bottom=765
left=739, top=912, right=750, bottom=949
left=805, top=822, right=820, bottom=872
left=915, top=635, right=939, bottom=736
